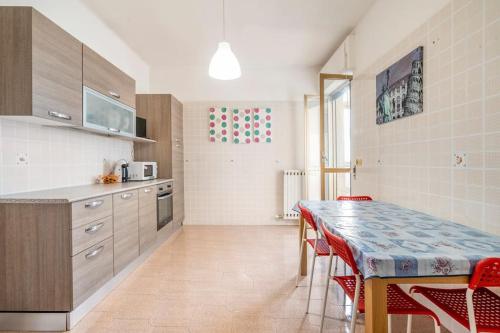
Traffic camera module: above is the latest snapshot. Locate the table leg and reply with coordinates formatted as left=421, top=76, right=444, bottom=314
left=299, top=216, right=307, bottom=276
left=365, top=278, right=388, bottom=333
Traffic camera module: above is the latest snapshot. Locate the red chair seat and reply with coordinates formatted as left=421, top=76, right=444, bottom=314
left=334, top=275, right=440, bottom=323
left=306, top=238, right=331, bottom=256
left=411, top=286, right=500, bottom=332
left=334, top=275, right=366, bottom=312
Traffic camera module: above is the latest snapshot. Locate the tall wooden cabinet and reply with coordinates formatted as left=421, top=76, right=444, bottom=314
left=171, top=97, right=185, bottom=229
left=135, top=95, right=184, bottom=228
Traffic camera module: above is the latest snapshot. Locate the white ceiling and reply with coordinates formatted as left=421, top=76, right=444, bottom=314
left=81, top=0, right=374, bottom=70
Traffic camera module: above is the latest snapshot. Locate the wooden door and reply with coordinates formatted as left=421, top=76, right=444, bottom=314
left=138, top=186, right=157, bottom=253
left=112, top=191, right=139, bottom=274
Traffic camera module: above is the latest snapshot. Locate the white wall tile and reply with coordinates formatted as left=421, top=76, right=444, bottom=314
left=0, top=119, right=133, bottom=194
left=352, top=0, right=500, bottom=235
left=183, top=101, right=304, bottom=225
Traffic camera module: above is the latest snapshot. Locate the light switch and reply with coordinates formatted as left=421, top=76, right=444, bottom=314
left=16, top=152, right=28, bottom=166
left=453, top=152, right=467, bottom=168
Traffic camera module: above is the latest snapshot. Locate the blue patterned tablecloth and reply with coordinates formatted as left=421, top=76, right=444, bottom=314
left=295, top=200, right=500, bottom=279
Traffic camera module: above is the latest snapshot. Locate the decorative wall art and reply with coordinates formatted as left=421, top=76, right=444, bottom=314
left=209, top=107, right=229, bottom=142
left=209, top=107, right=272, bottom=144
left=232, top=108, right=253, bottom=144
left=376, top=46, right=423, bottom=124
left=253, top=108, right=272, bottom=143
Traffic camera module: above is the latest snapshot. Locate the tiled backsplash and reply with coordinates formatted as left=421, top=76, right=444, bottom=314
left=0, top=119, right=133, bottom=194
left=183, top=101, right=304, bottom=225
left=351, top=0, right=500, bottom=235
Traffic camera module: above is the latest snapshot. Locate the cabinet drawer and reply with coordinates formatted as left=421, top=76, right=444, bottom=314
left=83, top=45, right=136, bottom=108
left=71, top=216, right=113, bottom=256
left=72, top=237, right=113, bottom=308
left=72, top=195, right=112, bottom=229
left=113, top=190, right=139, bottom=274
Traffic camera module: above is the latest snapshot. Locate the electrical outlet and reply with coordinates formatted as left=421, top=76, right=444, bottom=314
left=453, top=152, right=467, bottom=168
left=16, top=152, right=28, bottom=166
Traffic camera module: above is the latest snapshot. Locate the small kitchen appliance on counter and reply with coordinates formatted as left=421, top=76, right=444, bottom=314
left=128, top=161, right=158, bottom=181
left=113, top=159, right=130, bottom=182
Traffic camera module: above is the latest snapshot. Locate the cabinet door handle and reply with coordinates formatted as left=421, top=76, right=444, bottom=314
left=144, top=188, right=152, bottom=193
left=175, top=138, right=181, bottom=142
left=84, top=200, right=104, bottom=209
left=121, top=193, right=133, bottom=200
left=108, top=127, right=121, bottom=133
left=109, top=91, right=120, bottom=99
left=48, top=111, right=72, bottom=120
left=175, top=144, right=181, bottom=148
left=85, top=222, right=105, bottom=234
left=85, top=245, right=104, bottom=260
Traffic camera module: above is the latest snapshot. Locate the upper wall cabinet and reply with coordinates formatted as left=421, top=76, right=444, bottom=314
left=0, top=7, right=83, bottom=126
left=83, top=45, right=136, bottom=108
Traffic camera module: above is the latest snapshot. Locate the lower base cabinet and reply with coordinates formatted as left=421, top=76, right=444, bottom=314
left=0, top=182, right=172, bottom=314
left=139, top=186, right=157, bottom=253
left=72, top=237, right=114, bottom=308
left=113, top=190, right=139, bottom=274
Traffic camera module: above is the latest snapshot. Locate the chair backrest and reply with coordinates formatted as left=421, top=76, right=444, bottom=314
left=336, top=196, right=373, bottom=201
left=320, top=223, right=359, bottom=274
left=469, top=258, right=500, bottom=289
left=298, top=204, right=317, bottom=231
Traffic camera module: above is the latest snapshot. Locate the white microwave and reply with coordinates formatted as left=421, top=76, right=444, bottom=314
left=129, top=162, right=158, bottom=181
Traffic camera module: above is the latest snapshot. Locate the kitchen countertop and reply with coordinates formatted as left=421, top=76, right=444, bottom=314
left=0, top=179, right=173, bottom=204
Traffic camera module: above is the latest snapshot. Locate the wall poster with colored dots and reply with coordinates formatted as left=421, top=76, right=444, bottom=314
left=208, top=107, right=229, bottom=142
left=232, top=108, right=253, bottom=144
left=209, top=107, right=271, bottom=144
left=253, top=108, right=272, bottom=143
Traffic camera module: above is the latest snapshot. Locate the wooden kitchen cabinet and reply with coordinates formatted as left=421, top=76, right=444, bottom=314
left=171, top=97, right=185, bottom=229
left=112, top=190, right=139, bottom=274
left=0, top=7, right=83, bottom=126
left=135, top=95, right=185, bottom=228
left=83, top=45, right=136, bottom=108
left=72, top=236, right=113, bottom=307
left=138, top=186, right=157, bottom=253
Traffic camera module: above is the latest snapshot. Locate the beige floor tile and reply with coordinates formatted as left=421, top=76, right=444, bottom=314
left=16, top=226, right=450, bottom=333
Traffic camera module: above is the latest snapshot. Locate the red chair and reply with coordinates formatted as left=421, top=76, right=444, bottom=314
left=319, top=223, right=441, bottom=333
left=411, top=258, right=500, bottom=333
left=336, top=195, right=373, bottom=201
left=296, top=204, right=336, bottom=313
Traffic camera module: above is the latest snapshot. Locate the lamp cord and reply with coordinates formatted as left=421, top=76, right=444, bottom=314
left=222, top=0, right=226, bottom=41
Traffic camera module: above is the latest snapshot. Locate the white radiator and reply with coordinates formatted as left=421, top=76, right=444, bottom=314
left=283, top=170, right=305, bottom=219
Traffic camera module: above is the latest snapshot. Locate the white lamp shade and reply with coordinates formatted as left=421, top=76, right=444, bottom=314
left=208, top=42, right=241, bottom=80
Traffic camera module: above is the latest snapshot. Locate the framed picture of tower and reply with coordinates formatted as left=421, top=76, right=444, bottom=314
left=376, top=46, right=423, bottom=124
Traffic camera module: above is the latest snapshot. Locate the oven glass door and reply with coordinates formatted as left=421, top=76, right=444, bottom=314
left=157, top=192, right=173, bottom=230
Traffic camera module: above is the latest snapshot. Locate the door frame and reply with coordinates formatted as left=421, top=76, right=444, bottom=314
left=319, top=73, right=353, bottom=200
left=304, top=94, right=320, bottom=200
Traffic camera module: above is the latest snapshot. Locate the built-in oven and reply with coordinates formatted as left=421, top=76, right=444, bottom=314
left=157, top=182, right=173, bottom=230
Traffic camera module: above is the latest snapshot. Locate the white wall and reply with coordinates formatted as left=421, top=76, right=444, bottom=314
left=322, top=0, right=449, bottom=74
left=150, top=66, right=318, bottom=102
left=183, top=101, right=304, bottom=225
left=0, top=0, right=148, bottom=194
left=322, top=0, right=500, bottom=236
left=0, top=0, right=150, bottom=92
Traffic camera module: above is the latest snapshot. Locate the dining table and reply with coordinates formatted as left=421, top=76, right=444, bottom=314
left=295, top=200, right=500, bottom=333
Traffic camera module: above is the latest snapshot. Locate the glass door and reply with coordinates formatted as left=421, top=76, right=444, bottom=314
left=320, top=74, right=353, bottom=200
